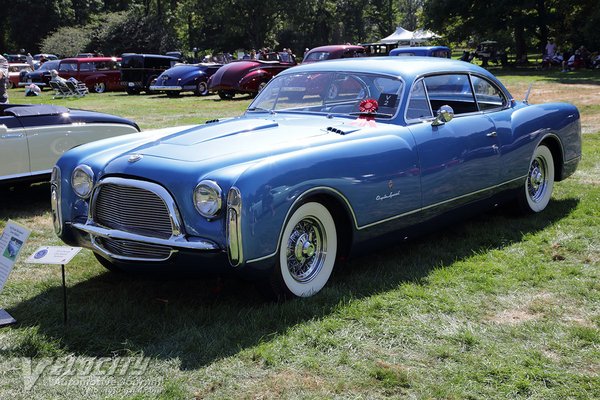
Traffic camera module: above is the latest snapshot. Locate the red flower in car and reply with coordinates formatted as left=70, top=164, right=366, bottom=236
left=359, top=98, right=378, bottom=113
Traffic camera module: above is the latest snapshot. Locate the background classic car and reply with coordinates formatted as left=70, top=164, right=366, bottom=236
left=208, top=52, right=296, bottom=99
left=389, top=46, right=451, bottom=58
left=1, top=103, right=139, bottom=184
left=302, top=45, right=366, bottom=63
left=57, top=57, right=122, bottom=93
left=149, top=63, right=222, bottom=97
left=19, top=59, right=61, bottom=89
left=120, top=53, right=180, bottom=95
left=6, top=63, right=32, bottom=89
left=52, top=57, right=581, bottom=299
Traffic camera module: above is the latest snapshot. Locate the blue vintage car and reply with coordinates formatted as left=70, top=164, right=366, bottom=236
left=51, top=57, right=581, bottom=299
left=389, top=46, right=451, bottom=58
left=149, top=63, right=222, bottom=97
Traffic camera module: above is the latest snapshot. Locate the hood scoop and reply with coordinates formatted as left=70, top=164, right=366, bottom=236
left=325, top=125, right=361, bottom=135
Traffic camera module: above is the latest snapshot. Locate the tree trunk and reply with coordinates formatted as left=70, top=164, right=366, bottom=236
left=514, top=19, right=527, bottom=63
left=536, top=0, right=548, bottom=52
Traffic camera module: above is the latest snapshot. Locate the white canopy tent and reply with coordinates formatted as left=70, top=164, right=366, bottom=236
left=380, top=27, right=414, bottom=44
left=379, top=26, right=441, bottom=45
left=411, top=29, right=440, bottom=43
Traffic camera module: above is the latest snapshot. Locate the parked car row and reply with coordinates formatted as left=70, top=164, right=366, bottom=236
left=9, top=46, right=451, bottom=98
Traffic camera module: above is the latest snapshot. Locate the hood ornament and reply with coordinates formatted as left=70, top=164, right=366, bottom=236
left=128, top=154, right=143, bottom=163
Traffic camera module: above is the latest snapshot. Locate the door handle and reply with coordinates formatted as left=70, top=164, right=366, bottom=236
left=486, top=131, right=497, bottom=137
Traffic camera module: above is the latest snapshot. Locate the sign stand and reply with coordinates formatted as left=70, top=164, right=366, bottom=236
left=0, top=220, right=31, bottom=328
left=26, top=246, right=81, bottom=325
left=61, top=264, right=67, bottom=324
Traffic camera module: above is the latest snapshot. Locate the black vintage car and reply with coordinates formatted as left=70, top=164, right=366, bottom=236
left=149, top=63, right=222, bottom=97
left=19, top=60, right=61, bottom=89
left=120, top=54, right=179, bottom=95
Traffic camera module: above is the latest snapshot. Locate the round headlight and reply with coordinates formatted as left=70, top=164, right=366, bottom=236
left=71, top=165, right=94, bottom=198
left=194, top=180, right=223, bottom=218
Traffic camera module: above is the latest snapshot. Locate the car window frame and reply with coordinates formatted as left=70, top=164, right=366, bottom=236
left=404, top=72, right=510, bottom=124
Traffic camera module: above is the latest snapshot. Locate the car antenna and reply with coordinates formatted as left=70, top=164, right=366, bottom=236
left=523, top=83, right=533, bottom=104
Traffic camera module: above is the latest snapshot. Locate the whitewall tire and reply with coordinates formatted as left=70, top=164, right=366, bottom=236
left=520, top=144, right=555, bottom=213
left=274, top=202, right=337, bottom=298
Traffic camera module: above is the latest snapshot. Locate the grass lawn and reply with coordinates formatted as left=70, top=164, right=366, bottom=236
left=0, top=71, right=598, bottom=399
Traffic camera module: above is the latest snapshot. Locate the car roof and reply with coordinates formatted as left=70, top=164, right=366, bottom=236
left=281, top=56, right=495, bottom=80
left=307, top=45, right=365, bottom=53
left=392, top=46, right=450, bottom=52
left=60, top=57, right=121, bottom=62
left=122, top=54, right=179, bottom=60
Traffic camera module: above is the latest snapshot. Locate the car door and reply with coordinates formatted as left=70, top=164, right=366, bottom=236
left=0, top=113, right=30, bottom=179
left=406, top=74, right=501, bottom=210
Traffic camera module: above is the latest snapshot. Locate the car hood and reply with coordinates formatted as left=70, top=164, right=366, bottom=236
left=101, top=114, right=370, bottom=176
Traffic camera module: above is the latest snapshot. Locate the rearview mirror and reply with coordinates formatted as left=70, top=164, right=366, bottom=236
left=432, top=105, right=454, bottom=126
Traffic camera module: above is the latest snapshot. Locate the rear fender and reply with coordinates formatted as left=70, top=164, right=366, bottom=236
left=239, top=70, right=269, bottom=92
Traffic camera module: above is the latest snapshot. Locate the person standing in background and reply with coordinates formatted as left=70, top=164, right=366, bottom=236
left=0, top=54, right=9, bottom=104
left=26, top=52, right=34, bottom=69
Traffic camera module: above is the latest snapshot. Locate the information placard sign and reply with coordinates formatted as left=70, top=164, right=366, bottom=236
left=0, top=220, right=31, bottom=293
left=26, top=246, right=82, bottom=265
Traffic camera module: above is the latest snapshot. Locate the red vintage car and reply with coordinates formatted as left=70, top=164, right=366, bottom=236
left=57, top=57, right=122, bottom=93
left=208, top=52, right=296, bottom=99
left=302, top=45, right=366, bottom=63
left=7, top=63, right=33, bottom=89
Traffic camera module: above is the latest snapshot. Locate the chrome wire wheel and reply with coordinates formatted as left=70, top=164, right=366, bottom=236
left=286, top=216, right=326, bottom=283
left=522, top=145, right=554, bottom=213
left=277, top=202, right=337, bottom=298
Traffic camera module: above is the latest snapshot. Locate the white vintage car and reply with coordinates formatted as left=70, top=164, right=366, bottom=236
left=0, top=104, right=139, bottom=184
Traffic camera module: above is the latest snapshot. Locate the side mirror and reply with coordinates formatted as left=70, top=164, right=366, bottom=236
left=432, top=105, right=454, bottom=126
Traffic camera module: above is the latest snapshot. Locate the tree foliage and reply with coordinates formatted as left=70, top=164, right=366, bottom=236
left=2, top=0, right=598, bottom=60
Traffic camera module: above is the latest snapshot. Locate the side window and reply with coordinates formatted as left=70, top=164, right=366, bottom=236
left=406, top=79, right=432, bottom=120
left=79, top=62, right=95, bottom=71
left=95, top=62, right=108, bottom=71
left=471, top=75, right=506, bottom=111
left=58, top=62, right=77, bottom=72
left=424, top=74, right=478, bottom=115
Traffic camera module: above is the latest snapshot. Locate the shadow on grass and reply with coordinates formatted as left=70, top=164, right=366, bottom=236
left=0, top=182, right=51, bottom=219
left=2, top=193, right=579, bottom=370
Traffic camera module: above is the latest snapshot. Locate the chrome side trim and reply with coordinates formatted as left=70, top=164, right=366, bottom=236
left=360, top=175, right=526, bottom=230
left=246, top=176, right=526, bottom=264
left=226, top=187, right=243, bottom=266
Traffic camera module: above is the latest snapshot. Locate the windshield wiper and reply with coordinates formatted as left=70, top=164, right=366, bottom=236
left=348, top=111, right=394, bottom=118
left=247, top=107, right=276, bottom=114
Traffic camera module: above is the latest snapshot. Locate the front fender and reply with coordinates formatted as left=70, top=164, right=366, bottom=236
left=232, top=131, right=420, bottom=264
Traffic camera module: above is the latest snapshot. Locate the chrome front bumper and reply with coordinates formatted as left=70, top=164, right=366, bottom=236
left=149, top=85, right=182, bottom=91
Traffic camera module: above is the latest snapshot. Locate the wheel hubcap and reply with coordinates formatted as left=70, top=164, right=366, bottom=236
left=528, top=157, right=547, bottom=202
left=286, top=217, right=326, bottom=283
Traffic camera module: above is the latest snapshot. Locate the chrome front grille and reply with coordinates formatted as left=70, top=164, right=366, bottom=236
left=94, top=183, right=173, bottom=239
left=96, top=237, right=172, bottom=260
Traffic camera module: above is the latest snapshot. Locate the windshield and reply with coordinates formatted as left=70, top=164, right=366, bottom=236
left=248, top=71, right=403, bottom=118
